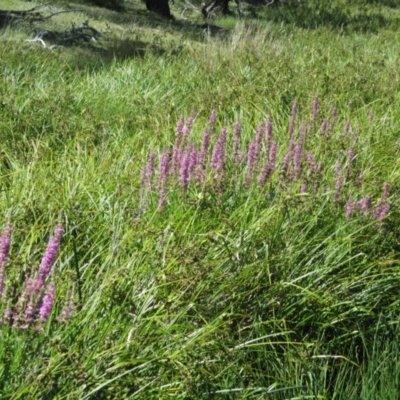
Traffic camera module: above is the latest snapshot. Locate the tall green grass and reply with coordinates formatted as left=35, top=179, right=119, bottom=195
left=0, top=0, right=399, bottom=398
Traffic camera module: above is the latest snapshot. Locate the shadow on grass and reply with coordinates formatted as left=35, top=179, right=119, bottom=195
left=261, top=3, right=400, bottom=33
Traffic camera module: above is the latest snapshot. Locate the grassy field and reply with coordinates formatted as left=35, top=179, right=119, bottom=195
left=0, top=0, right=400, bottom=398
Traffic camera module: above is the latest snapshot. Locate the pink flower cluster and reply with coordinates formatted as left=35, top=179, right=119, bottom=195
left=139, top=101, right=392, bottom=225
left=0, top=225, right=74, bottom=331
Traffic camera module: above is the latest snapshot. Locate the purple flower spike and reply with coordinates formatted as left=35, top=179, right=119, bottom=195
left=306, top=152, right=316, bottom=174
left=345, top=201, right=354, bottom=220
left=300, top=182, right=307, bottom=194
left=179, top=153, right=190, bottom=192
left=269, top=142, right=277, bottom=171
left=266, top=116, right=273, bottom=152
left=38, top=284, right=55, bottom=323
left=208, top=109, right=217, bottom=126
left=357, top=195, right=372, bottom=215
left=245, top=141, right=258, bottom=187
left=159, top=151, right=170, bottom=186
left=0, top=225, right=12, bottom=300
left=293, top=139, right=304, bottom=179
left=201, top=129, right=211, bottom=165
left=332, top=107, right=337, bottom=123
left=255, top=122, right=264, bottom=161
left=344, top=121, right=350, bottom=136
left=320, top=119, right=328, bottom=134
left=334, top=162, right=343, bottom=202
left=233, top=121, right=241, bottom=160
left=176, top=115, right=184, bottom=136
left=183, top=112, right=195, bottom=137
left=37, top=226, right=64, bottom=288
left=211, top=128, right=227, bottom=175
left=375, top=182, right=391, bottom=220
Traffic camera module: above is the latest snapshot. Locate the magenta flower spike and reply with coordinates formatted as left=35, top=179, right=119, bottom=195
left=357, top=195, right=372, bottom=215
left=344, top=121, right=350, bottom=136
left=334, top=162, right=343, bottom=202
left=200, top=129, right=211, bottom=165
left=176, top=115, right=184, bottom=136
left=211, top=128, right=227, bottom=175
left=306, top=152, right=316, bottom=175
left=375, top=182, right=391, bottom=220
left=0, top=225, right=12, bottom=300
left=266, top=116, right=273, bottom=153
left=208, top=109, right=217, bottom=126
left=37, top=226, right=64, bottom=288
left=179, top=153, right=190, bottom=192
left=320, top=119, right=328, bottom=134
left=345, top=201, right=354, bottom=220
left=293, top=138, right=304, bottom=179
left=232, top=121, right=241, bottom=161
left=38, top=284, right=55, bottom=323
left=331, top=107, right=337, bottom=123
left=269, top=142, right=277, bottom=172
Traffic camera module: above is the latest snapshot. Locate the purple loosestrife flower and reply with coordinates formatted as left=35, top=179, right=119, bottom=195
left=232, top=121, right=241, bottom=161
left=375, top=182, right=391, bottom=220
left=300, top=182, right=307, bottom=194
left=211, top=128, right=227, bottom=175
left=172, top=147, right=182, bottom=175
left=159, top=151, right=170, bottom=187
left=346, top=149, right=355, bottom=178
left=320, top=119, right=328, bottom=134
left=312, top=95, right=319, bottom=125
left=306, top=152, right=316, bottom=175
left=382, top=182, right=391, bottom=200
left=265, top=116, right=273, bottom=153
left=188, top=144, right=200, bottom=181
left=254, top=122, right=264, bottom=161
left=357, top=195, right=372, bottom=215
left=345, top=201, right=354, bottom=220
left=282, top=140, right=295, bottom=176
left=332, top=107, right=337, bottom=123
left=334, top=162, right=343, bottom=202
left=37, top=226, right=64, bottom=288
left=288, top=100, right=298, bottom=139
left=293, top=138, right=304, bottom=180
left=176, top=115, right=184, bottom=137
left=344, top=121, right=350, bottom=136
left=201, top=129, right=211, bottom=165
left=183, top=112, right=195, bottom=137
left=245, top=141, right=257, bottom=187
left=208, top=109, right=217, bottom=126
left=0, top=225, right=12, bottom=300
left=179, top=153, right=190, bottom=192
left=38, top=284, right=55, bottom=323
left=258, top=142, right=276, bottom=188
left=258, top=163, right=269, bottom=187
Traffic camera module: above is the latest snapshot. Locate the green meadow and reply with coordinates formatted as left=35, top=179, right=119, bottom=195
left=0, top=0, right=399, bottom=398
